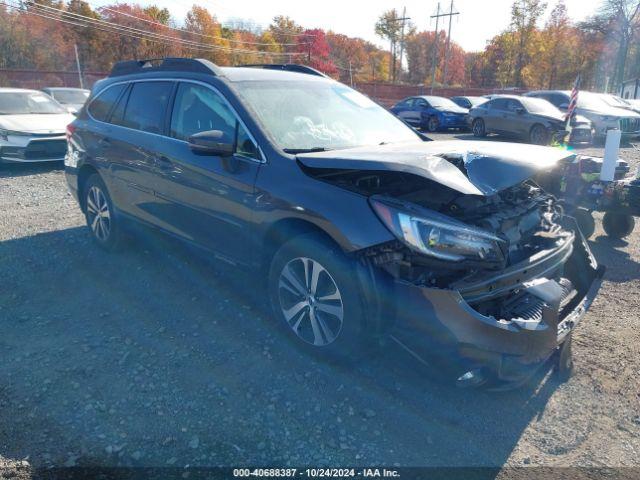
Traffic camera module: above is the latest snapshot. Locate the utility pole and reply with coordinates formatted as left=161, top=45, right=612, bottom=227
left=74, top=43, right=84, bottom=89
left=429, top=3, right=441, bottom=94
left=441, top=0, right=459, bottom=86
left=388, top=13, right=411, bottom=83
left=398, top=6, right=408, bottom=83
left=429, top=3, right=458, bottom=93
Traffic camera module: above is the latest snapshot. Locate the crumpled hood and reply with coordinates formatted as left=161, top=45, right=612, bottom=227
left=0, top=113, right=74, bottom=134
left=297, top=140, right=575, bottom=196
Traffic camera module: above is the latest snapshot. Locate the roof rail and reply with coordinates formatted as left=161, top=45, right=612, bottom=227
left=109, top=58, right=223, bottom=78
left=240, top=64, right=328, bottom=78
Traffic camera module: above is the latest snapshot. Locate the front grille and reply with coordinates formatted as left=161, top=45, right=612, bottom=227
left=24, top=139, right=67, bottom=160
left=619, top=117, right=640, bottom=133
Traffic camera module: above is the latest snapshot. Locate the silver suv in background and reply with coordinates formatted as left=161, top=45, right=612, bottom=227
left=526, top=90, right=640, bottom=139
left=41, top=87, right=90, bottom=115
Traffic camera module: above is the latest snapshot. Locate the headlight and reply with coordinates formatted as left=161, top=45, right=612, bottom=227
left=597, top=115, right=614, bottom=122
left=0, top=128, right=26, bottom=141
left=371, top=197, right=505, bottom=263
left=441, top=112, right=456, bottom=116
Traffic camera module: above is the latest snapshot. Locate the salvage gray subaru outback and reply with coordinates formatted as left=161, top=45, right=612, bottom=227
left=65, top=58, right=604, bottom=388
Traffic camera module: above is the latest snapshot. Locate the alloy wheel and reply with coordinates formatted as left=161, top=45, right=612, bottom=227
left=86, top=186, right=111, bottom=242
left=473, top=119, right=485, bottom=136
left=277, top=257, right=344, bottom=347
left=531, top=125, right=548, bottom=145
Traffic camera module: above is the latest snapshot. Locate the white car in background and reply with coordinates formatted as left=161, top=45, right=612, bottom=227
left=41, top=87, right=90, bottom=114
left=0, top=88, right=74, bottom=164
left=526, top=90, right=640, bottom=139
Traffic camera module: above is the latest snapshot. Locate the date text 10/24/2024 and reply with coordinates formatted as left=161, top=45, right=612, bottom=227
left=233, top=468, right=401, bottom=478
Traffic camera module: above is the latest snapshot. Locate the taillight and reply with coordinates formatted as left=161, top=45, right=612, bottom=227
left=66, top=124, right=76, bottom=140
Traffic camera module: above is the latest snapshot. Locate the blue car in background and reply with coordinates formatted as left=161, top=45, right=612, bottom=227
left=390, top=95, right=469, bottom=132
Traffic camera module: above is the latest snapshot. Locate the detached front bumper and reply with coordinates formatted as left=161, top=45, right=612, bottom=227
left=388, top=218, right=604, bottom=387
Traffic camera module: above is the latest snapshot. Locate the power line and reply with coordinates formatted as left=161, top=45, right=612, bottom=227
left=96, top=4, right=309, bottom=46
left=14, top=1, right=305, bottom=57
left=169, top=0, right=316, bottom=37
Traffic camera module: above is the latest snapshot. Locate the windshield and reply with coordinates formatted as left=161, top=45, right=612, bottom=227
left=521, top=97, right=562, bottom=116
left=425, top=97, right=460, bottom=109
left=0, top=92, right=66, bottom=114
left=49, top=89, right=89, bottom=105
left=232, top=80, right=419, bottom=151
left=467, top=96, right=487, bottom=107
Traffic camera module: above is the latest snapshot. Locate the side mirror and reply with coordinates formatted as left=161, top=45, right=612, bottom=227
left=515, top=107, right=525, bottom=114
left=188, top=130, right=234, bottom=156
left=559, top=103, right=569, bottom=110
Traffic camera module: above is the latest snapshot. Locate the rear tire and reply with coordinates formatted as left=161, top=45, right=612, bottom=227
left=602, top=212, right=635, bottom=239
left=267, top=233, right=366, bottom=360
left=82, top=173, right=125, bottom=251
left=472, top=118, right=486, bottom=137
left=426, top=116, right=439, bottom=132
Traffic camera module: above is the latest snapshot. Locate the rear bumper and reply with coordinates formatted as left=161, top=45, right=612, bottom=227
left=387, top=218, right=604, bottom=387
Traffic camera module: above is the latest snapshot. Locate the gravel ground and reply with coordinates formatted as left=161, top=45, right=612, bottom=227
left=0, top=134, right=639, bottom=478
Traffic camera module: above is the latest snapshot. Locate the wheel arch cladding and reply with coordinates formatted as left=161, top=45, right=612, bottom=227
left=77, top=164, right=100, bottom=212
left=260, top=218, right=340, bottom=274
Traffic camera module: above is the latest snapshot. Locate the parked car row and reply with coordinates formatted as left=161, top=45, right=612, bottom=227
left=0, top=87, right=88, bottom=164
left=390, top=89, right=640, bottom=146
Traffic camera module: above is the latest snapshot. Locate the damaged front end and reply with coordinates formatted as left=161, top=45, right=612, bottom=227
left=298, top=142, right=605, bottom=387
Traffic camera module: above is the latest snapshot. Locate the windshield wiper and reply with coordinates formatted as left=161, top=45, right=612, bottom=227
left=283, top=147, right=333, bottom=154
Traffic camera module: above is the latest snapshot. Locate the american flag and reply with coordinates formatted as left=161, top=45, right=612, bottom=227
left=565, top=74, right=581, bottom=124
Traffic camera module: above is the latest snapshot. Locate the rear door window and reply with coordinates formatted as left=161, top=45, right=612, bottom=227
left=119, top=81, right=174, bottom=134
left=88, top=84, right=126, bottom=122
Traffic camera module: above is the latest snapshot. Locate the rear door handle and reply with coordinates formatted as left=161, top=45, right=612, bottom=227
left=98, top=138, right=111, bottom=147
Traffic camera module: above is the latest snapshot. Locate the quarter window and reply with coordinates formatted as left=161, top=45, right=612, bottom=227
left=119, top=81, right=174, bottom=134
left=88, top=84, right=126, bottom=122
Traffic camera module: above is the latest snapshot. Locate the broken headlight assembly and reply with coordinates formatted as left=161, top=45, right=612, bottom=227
left=370, top=197, right=506, bottom=263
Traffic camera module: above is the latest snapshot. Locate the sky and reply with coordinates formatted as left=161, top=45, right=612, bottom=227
left=90, top=0, right=604, bottom=52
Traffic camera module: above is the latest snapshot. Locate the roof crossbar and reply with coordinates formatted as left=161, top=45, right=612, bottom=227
left=109, top=58, right=223, bottom=77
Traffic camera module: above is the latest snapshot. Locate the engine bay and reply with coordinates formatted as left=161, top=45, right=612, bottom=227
left=304, top=164, right=573, bottom=288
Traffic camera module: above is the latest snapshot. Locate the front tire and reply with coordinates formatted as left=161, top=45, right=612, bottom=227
left=268, top=233, right=365, bottom=359
left=426, top=116, right=439, bottom=132
left=529, top=124, right=549, bottom=145
left=472, top=118, right=486, bottom=137
left=82, top=173, right=124, bottom=251
left=602, top=212, right=635, bottom=239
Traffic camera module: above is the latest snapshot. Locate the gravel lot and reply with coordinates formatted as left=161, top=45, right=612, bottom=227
left=1, top=133, right=639, bottom=477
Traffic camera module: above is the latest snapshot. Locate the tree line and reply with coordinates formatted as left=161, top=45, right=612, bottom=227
left=0, top=0, right=638, bottom=91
